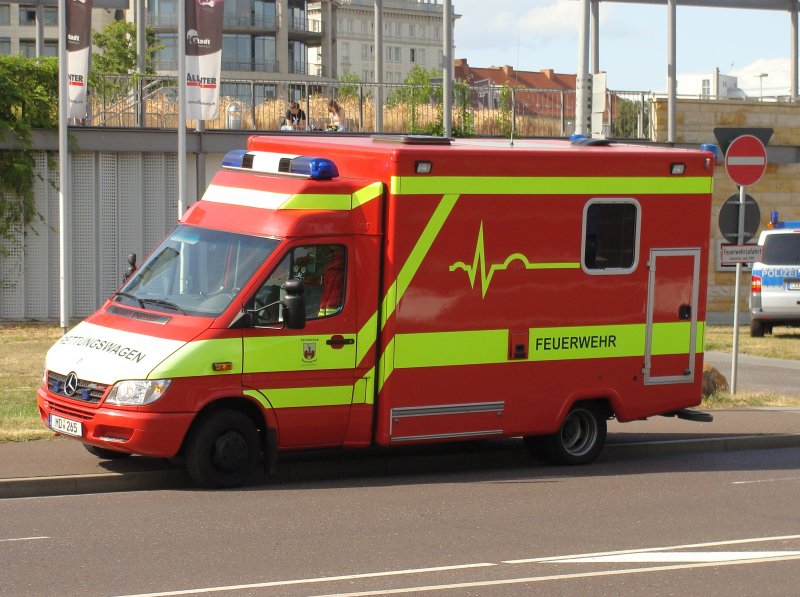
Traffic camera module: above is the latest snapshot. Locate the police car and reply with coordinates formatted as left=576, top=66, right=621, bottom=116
left=749, top=211, right=800, bottom=337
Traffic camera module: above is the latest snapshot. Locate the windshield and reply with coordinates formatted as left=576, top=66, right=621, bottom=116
left=762, top=234, right=800, bottom=266
left=117, top=225, right=280, bottom=317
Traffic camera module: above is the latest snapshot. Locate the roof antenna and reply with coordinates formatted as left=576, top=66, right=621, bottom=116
left=509, top=87, right=515, bottom=147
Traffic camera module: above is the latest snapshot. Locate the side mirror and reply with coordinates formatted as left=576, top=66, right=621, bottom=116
left=282, top=278, right=306, bottom=330
left=123, top=253, right=137, bottom=281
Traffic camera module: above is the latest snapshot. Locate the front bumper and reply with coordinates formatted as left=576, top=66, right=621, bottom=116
left=37, top=387, right=193, bottom=458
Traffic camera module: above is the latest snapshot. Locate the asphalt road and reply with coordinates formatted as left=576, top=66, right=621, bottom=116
left=704, top=350, right=800, bottom=396
left=1, top=446, right=799, bottom=596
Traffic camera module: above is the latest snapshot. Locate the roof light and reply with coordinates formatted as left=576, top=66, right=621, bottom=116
left=222, top=150, right=249, bottom=169
left=768, top=209, right=779, bottom=229
left=289, top=157, right=339, bottom=180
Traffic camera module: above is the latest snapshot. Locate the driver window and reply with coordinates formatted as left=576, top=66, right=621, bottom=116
left=253, top=244, right=347, bottom=325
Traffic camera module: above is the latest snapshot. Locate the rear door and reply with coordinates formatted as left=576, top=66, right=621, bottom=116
left=644, top=248, right=700, bottom=384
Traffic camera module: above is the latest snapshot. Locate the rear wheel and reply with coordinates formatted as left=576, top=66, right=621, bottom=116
left=525, top=403, right=607, bottom=465
left=750, top=319, right=765, bottom=338
left=83, top=444, right=132, bottom=460
left=185, top=410, right=260, bottom=488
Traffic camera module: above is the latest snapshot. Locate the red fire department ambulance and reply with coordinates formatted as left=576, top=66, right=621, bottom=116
left=39, top=135, right=716, bottom=487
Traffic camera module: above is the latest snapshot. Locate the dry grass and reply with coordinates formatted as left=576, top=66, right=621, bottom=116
left=704, top=324, right=800, bottom=360
left=0, top=324, right=63, bottom=441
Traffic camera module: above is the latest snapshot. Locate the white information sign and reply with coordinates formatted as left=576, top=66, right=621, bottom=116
left=720, top=243, right=763, bottom=265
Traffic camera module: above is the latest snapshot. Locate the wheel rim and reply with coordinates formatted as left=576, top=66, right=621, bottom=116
left=560, top=409, right=598, bottom=457
left=211, top=430, right=250, bottom=474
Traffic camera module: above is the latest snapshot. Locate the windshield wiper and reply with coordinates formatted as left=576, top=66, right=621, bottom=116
left=112, top=292, right=144, bottom=308
left=140, top=298, right=186, bottom=315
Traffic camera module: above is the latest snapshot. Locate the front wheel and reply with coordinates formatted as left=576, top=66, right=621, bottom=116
left=185, top=410, right=261, bottom=488
left=525, top=403, right=607, bottom=465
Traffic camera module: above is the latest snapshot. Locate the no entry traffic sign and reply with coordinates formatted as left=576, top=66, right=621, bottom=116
left=725, top=134, right=767, bottom=187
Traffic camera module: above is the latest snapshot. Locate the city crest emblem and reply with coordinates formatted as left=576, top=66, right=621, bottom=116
left=302, top=342, right=317, bottom=363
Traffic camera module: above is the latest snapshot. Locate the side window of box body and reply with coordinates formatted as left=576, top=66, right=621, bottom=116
left=581, top=198, right=641, bottom=275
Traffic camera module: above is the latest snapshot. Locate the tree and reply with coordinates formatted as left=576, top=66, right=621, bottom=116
left=0, top=55, right=58, bottom=251
left=337, top=71, right=362, bottom=103
left=92, top=20, right=161, bottom=77
left=385, top=65, right=442, bottom=134
left=91, top=20, right=163, bottom=101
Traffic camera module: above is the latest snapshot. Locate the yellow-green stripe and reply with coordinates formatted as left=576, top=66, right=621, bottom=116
left=391, top=176, right=712, bottom=196
left=244, top=386, right=353, bottom=409
left=150, top=338, right=242, bottom=378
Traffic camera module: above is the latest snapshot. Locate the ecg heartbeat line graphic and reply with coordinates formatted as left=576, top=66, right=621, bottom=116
left=449, top=222, right=580, bottom=298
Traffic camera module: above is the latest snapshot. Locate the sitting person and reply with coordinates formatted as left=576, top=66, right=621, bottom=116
left=282, top=102, right=306, bottom=130
left=326, top=100, right=346, bottom=131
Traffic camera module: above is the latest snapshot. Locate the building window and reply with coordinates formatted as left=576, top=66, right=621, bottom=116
left=19, top=5, right=57, bottom=26
left=19, top=39, right=58, bottom=57
left=223, top=34, right=252, bottom=71
left=288, top=39, right=307, bottom=74
left=387, top=46, right=400, bottom=63
left=154, top=33, right=177, bottom=70
left=701, top=78, right=710, bottom=97
left=0, top=37, right=10, bottom=54
left=410, top=48, right=425, bottom=64
left=341, top=42, right=350, bottom=61
left=0, top=5, right=10, bottom=26
left=582, top=200, right=639, bottom=272
left=434, top=26, right=440, bottom=40
left=408, top=24, right=415, bottom=38
left=361, top=43, right=372, bottom=60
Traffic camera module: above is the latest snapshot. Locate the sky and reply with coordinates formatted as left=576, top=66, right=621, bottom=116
left=453, top=0, right=794, bottom=97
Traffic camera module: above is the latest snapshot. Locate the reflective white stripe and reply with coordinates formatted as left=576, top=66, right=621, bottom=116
left=202, top=184, right=291, bottom=209
left=249, top=151, right=299, bottom=173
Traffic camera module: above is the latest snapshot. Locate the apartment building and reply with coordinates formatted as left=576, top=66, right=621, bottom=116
left=0, top=2, right=117, bottom=57
left=309, top=0, right=453, bottom=84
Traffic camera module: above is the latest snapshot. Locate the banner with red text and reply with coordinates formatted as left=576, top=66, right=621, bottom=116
left=67, top=0, right=93, bottom=119
left=185, top=0, right=224, bottom=120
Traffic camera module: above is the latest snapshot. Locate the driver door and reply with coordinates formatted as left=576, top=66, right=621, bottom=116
left=242, top=240, right=358, bottom=448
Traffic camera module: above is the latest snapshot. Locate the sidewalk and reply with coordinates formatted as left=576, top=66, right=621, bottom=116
left=2, top=408, right=799, bottom=499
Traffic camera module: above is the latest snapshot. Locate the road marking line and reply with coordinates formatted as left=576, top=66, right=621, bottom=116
left=0, top=536, right=50, bottom=543
left=503, top=533, right=800, bottom=564
left=733, top=476, right=800, bottom=485
left=112, top=563, right=497, bottom=597
left=114, top=534, right=800, bottom=597
left=550, top=551, right=800, bottom=563
left=309, top=555, right=800, bottom=597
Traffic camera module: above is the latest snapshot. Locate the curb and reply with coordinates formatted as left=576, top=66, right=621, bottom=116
left=2, top=433, right=799, bottom=499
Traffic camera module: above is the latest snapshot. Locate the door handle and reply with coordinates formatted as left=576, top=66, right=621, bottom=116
left=326, top=335, right=354, bottom=348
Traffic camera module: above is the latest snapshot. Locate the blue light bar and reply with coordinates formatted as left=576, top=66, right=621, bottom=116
left=290, top=157, right=339, bottom=180
left=222, top=150, right=249, bottom=169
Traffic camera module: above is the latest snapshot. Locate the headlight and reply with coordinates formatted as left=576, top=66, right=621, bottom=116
left=105, top=379, right=172, bottom=406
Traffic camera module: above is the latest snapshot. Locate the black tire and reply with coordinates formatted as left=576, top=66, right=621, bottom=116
left=185, top=410, right=260, bottom=488
left=526, top=403, right=607, bottom=465
left=750, top=319, right=765, bottom=338
left=83, top=444, right=132, bottom=460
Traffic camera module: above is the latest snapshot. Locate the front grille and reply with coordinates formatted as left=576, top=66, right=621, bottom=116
left=46, top=400, right=95, bottom=422
left=47, top=371, right=109, bottom=404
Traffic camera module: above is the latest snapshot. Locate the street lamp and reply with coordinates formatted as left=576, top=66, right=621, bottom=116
left=756, top=73, right=768, bottom=99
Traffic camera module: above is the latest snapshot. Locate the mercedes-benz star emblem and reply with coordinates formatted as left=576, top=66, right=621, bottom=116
left=64, top=372, right=79, bottom=397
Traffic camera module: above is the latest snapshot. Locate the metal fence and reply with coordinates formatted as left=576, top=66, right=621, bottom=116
left=83, top=75, right=656, bottom=140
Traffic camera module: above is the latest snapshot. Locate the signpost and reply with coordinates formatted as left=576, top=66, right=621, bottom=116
left=722, top=134, right=768, bottom=394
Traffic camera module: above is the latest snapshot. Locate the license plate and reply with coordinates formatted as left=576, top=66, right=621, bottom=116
left=49, top=414, right=82, bottom=437
left=788, top=281, right=800, bottom=290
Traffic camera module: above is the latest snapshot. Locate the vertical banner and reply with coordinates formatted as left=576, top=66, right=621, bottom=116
left=185, top=0, right=224, bottom=120
left=66, top=0, right=93, bottom=119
